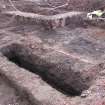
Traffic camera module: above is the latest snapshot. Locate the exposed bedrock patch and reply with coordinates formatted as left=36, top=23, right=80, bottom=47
left=0, top=44, right=101, bottom=96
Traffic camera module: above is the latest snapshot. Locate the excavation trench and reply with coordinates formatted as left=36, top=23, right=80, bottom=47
left=1, top=44, right=91, bottom=97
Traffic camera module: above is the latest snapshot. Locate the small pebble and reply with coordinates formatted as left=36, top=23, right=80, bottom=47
left=81, top=90, right=90, bottom=98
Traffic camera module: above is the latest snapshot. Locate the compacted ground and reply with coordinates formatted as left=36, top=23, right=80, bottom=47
left=0, top=75, right=30, bottom=105
left=0, top=0, right=105, bottom=105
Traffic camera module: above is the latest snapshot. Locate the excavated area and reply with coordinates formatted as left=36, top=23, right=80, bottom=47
left=1, top=44, right=92, bottom=96
left=0, top=0, right=105, bottom=105
left=1, top=24, right=105, bottom=105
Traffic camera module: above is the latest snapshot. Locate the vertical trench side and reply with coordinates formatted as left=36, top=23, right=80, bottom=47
left=1, top=44, right=92, bottom=96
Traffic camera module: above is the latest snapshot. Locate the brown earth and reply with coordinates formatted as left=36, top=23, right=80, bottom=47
left=0, top=75, right=30, bottom=105
left=0, top=0, right=105, bottom=105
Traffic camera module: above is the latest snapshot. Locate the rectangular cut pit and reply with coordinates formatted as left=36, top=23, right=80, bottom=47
left=0, top=44, right=95, bottom=96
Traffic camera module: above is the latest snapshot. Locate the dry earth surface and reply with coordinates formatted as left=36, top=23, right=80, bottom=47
left=0, top=75, right=30, bottom=105
left=0, top=0, right=105, bottom=105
